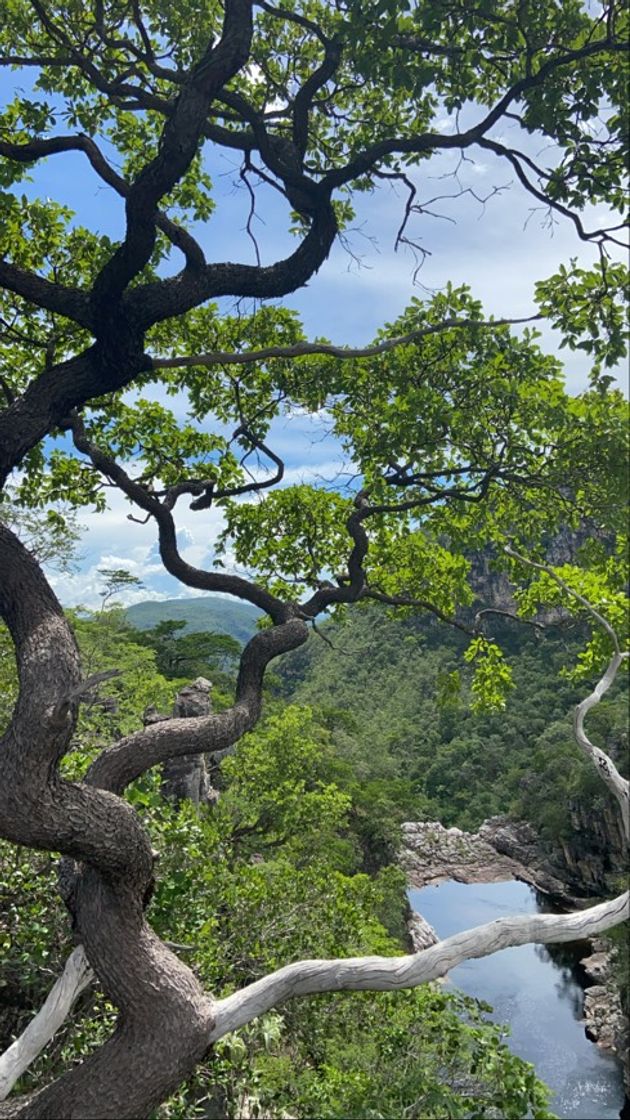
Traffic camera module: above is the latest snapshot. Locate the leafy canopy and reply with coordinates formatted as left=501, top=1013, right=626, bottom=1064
left=0, top=4, right=627, bottom=664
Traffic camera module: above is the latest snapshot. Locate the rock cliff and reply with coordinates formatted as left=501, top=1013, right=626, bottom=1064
left=401, top=817, right=571, bottom=899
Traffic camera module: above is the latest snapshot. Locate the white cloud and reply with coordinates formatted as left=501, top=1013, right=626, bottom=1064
left=47, top=483, right=229, bottom=608
left=48, top=560, right=167, bottom=610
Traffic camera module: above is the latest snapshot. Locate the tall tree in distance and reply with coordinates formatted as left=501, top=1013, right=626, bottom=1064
left=133, top=619, right=241, bottom=681
left=0, top=1, right=628, bottom=1116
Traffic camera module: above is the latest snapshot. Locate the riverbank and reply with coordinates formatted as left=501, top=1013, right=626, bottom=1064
left=401, top=818, right=629, bottom=1100
left=582, top=938, right=629, bottom=1098
left=401, top=817, right=576, bottom=900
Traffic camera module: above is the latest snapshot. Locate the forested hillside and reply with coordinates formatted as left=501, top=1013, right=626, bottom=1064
left=279, top=606, right=628, bottom=882
left=0, top=606, right=554, bottom=1119
left=126, top=597, right=261, bottom=645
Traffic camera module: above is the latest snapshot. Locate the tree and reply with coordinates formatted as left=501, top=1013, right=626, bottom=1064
left=96, top=569, right=144, bottom=611
left=0, top=492, right=82, bottom=574
left=0, top=2, right=628, bottom=1116
left=133, top=619, right=241, bottom=682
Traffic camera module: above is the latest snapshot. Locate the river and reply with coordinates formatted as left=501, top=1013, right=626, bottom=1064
left=408, top=878, right=625, bottom=1120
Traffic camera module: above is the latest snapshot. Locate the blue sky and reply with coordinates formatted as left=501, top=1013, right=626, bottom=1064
left=3, top=71, right=623, bottom=608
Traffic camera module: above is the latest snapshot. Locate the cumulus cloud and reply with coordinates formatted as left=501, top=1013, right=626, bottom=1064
left=46, top=483, right=229, bottom=608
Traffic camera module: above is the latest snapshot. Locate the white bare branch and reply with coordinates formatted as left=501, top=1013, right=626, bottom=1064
left=505, top=544, right=622, bottom=653
left=0, top=946, right=94, bottom=1101
left=574, top=650, right=630, bottom=841
left=209, top=891, right=629, bottom=1041
left=11, top=887, right=626, bottom=1090
left=151, top=315, right=540, bottom=371
left=505, top=544, right=629, bottom=840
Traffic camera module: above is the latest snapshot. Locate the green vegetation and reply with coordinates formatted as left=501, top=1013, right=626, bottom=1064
left=126, top=597, right=262, bottom=646
left=279, top=605, right=628, bottom=850
left=2, top=590, right=626, bottom=1116
left=0, top=623, right=554, bottom=1119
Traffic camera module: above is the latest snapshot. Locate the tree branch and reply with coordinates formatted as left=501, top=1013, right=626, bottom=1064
left=209, top=891, right=629, bottom=1041
left=360, top=588, right=475, bottom=637
left=505, top=545, right=629, bottom=840
left=186, top=424, right=285, bottom=510
left=151, top=315, right=541, bottom=370
left=478, top=138, right=629, bottom=248
left=0, top=948, right=94, bottom=1102
left=124, top=198, right=338, bottom=329
left=505, top=545, right=623, bottom=652
left=0, top=261, right=91, bottom=329
left=321, top=36, right=629, bottom=192
left=291, top=35, right=342, bottom=158
left=0, top=134, right=205, bottom=271
left=301, top=493, right=370, bottom=616
left=90, top=0, right=254, bottom=308
left=0, top=346, right=152, bottom=489
left=84, top=616, right=308, bottom=795
left=575, top=650, right=630, bottom=840
left=69, top=414, right=289, bottom=621
left=7, top=883, right=627, bottom=1098
left=473, top=606, right=546, bottom=634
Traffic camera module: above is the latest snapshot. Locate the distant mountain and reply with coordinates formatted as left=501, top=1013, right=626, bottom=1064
left=126, top=596, right=262, bottom=644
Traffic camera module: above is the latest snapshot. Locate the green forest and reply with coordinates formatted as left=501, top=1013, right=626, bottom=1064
left=0, top=0, right=628, bottom=1117
left=280, top=604, right=628, bottom=855
left=0, top=603, right=558, bottom=1118
left=1, top=593, right=627, bottom=1117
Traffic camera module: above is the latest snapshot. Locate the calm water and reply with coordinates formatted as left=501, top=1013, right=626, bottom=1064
left=408, top=879, right=625, bottom=1120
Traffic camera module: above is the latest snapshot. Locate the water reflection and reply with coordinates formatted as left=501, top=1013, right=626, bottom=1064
left=408, top=879, right=624, bottom=1120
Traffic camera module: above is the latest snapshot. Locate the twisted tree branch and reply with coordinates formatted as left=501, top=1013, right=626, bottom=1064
left=69, top=414, right=289, bottom=621
left=0, top=134, right=205, bottom=270
left=209, top=891, right=629, bottom=1041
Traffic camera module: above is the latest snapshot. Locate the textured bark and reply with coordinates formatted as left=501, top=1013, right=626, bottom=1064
left=0, top=524, right=217, bottom=1117
left=11, top=885, right=214, bottom=1120
left=0, top=521, right=309, bottom=1117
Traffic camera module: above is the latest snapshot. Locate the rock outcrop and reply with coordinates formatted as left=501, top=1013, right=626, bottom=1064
left=549, top=799, right=627, bottom=898
left=477, top=816, right=592, bottom=902
left=407, top=909, right=439, bottom=952
left=144, top=677, right=215, bottom=805
left=582, top=938, right=630, bottom=1097
left=401, top=818, right=570, bottom=899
